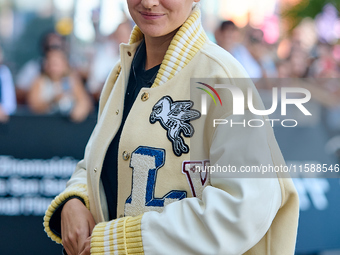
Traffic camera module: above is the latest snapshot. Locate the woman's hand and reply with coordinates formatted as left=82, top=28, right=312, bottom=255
left=79, top=237, right=91, bottom=255
left=61, top=198, right=95, bottom=255
left=69, top=73, right=93, bottom=123
left=70, top=104, right=89, bottom=123
left=0, top=106, right=9, bottom=123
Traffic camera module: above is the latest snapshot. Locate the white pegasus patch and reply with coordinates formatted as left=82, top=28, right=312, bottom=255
left=150, top=96, right=201, bottom=156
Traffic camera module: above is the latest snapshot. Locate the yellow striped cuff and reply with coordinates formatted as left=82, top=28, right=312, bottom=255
left=91, top=215, right=144, bottom=255
left=43, top=184, right=89, bottom=244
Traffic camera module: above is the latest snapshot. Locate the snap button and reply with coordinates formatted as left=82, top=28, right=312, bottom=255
left=122, top=151, right=130, bottom=161
left=116, top=109, right=119, bottom=115
left=127, top=51, right=132, bottom=57
left=117, top=65, right=121, bottom=73
left=94, top=168, right=97, bottom=173
left=141, top=92, right=149, bottom=101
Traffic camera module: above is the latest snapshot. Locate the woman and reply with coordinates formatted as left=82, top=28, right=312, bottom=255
left=28, top=49, right=92, bottom=122
left=44, top=1, right=299, bottom=254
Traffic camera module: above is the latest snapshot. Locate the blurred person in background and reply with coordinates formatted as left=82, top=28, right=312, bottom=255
left=87, top=20, right=132, bottom=103
left=312, top=43, right=340, bottom=136
left=16, top=31, right=66, bottom=105
left=0, top=45, right=17, bottom=123
left=276, top=59, right=292, bottom=78
left=215, top=21, right=258, bottom=77
left=215, top=20, right=240, bottom=54
left=288, top=46, right=310, bottom=78
left=310, top=42, right=339, bottom=78
left=240, top=28, right=277, bottom=80
left=28, top=48, right=92, bottom=122
left=216, top=23, right=277, bottom=83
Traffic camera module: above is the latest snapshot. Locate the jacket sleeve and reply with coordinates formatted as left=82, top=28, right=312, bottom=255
left=90, top=111, right=283, bottom=255
left=43, top=62, right=123, bottom=244
left=43, top=159, right=90, bottom=244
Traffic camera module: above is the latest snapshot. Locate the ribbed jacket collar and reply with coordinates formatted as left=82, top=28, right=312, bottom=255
left=128, top=4, right=207, bottom=88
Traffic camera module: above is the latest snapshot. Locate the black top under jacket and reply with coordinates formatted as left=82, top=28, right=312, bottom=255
left=101, top=40, right=161, bottom=220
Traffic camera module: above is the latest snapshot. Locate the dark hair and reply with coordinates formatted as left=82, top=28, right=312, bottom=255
left=220, top=20, right=236, bottom=31
left=39, top=30, right=64, bottom=55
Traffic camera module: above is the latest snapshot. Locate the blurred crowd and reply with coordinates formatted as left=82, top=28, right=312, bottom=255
left=0, top=18, right=340, bottom=124
left=215, top=20, right=340, bottom=80
left=0, top=19, right=132, bottom=124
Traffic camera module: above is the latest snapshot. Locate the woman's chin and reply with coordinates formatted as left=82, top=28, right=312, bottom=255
left=139, top=25, right=170, bottom=39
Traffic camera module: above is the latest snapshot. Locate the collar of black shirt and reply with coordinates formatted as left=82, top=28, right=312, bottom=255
left=131, top=39, right=161, bottom=87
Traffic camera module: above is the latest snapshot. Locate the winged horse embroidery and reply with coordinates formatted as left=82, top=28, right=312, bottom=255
left=150, top=96, right=201, bottom=156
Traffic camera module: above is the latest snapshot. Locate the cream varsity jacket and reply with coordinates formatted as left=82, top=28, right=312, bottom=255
left=44, top=5, right=299, bottom=255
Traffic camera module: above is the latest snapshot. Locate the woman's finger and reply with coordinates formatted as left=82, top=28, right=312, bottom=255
left=79, top=237, right=91, bottom=255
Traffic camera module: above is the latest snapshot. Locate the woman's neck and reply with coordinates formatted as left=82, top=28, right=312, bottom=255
left=144, top=28, right=179, bottom=70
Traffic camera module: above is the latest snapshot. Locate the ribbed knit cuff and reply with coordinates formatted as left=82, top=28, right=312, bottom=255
left=91, top=215, right=144, bottom=255
left=43, top=184, right=90, bottom=244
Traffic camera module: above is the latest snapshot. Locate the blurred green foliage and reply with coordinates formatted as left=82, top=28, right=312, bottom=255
left=282, top=0, right=340, bottom=32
